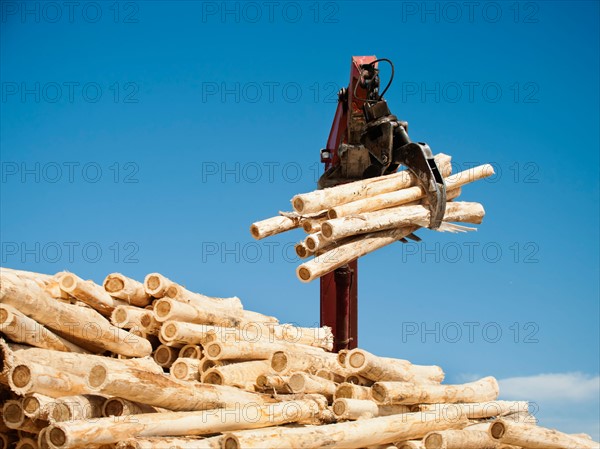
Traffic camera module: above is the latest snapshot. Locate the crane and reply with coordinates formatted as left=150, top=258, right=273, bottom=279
left=319, top=56, right=447, bottom=352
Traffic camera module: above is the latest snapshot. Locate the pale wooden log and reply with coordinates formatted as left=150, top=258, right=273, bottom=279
left=178, top=344, right=202, bottom=359
left=288, top=373, right=337, bottom=400
left=327, top=164, right=492, bottom=219
left=204, top=339, right=325, bottom=363
left=164, top=284, right=243, bottom=311
left=103, top=274, right=151, bottom=307
left=221, top=408, right=467, bottom=449
left=0, top=273, right=152, bottom=357
left=270, top=350, right=344, bottom=376
left=143, top=273, right=175, bottom=298
left=86, top=361, right=269, bottom=411
left=110, top=305, right=146, bottom=330
left=152, top=345, right=179, bottom=368
left=297, top=226, right=417, bottom=282
left=0, top=305, right=87, bottom=353
left=15, top=437, right=38, bottom=449
left=199, top=357, right=232, bottom=374
left=43, top=278, right=71, bottom=300
left=202, top=360, right=271, bottom=389
left=9, top=346, right=163, bottom=376
left=102, top=398, right=160, bottom=417
left=332, top=399, right=411, bottom=420
left=335, top=383, right=372, bottom=400
left=8, top=361, right=90, bottom=397
left=157, top=331, right=184, bottom=348
left=256, top=375, right=292, bottom=394
left=50, top=394, right=105, bottom=422
left=139, top=311, right=161, bottom=335
left=250, top=215, right=300, bottom=240
left=322, top=201, right=484, bottom=242
left=489, top=419, right=600, bottom=449
left=159, top=321, right=239, bottom=345
left=0, top=268, right=52, bottom=286
left=372, top=376, right=499, bottom=405
left=292, top=154, right=452, bottom=214
left=59, top=273, right=129, bottom=316
left=170, top=358, right=201, bottom=381
left=347, top=349, right=444, bottom=383
left=154, top=299, right=239, bottom=328
left=46, top=399, right=320, bottom=448
left=116, top=436, right=222, bottom=449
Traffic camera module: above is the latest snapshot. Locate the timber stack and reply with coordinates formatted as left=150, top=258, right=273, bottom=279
left=1, top=266, right=598, bottom=448
left=251, top=153, right=494, bottom=282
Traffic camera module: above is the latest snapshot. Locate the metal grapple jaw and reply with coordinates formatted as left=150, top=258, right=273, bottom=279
left=396, top=142, right=447, bottom=229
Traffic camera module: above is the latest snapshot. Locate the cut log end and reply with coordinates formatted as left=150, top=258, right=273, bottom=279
left=297, top=267, right=312, bottom=283
left=103, top=398, right=125, bottom=417
left=292, top=197, right=305, bottom=214
left=139, top=313, right=154, bottom=328
left=348, top=351, right=365, bottom=369
left=206, top=343, right=222, bottom=359
left=423, top=433, right=443, bottom=449
left=58, top=273, right=76, bottom=291
left=3, top=402, right=23, bottom=425
left=88, top=364, right=108, bottom=389
left=22, top=396, right=40, bottom=415
left=288, top=373, right=306, bottom=393
left=203, top=371, right=223, bottom=385
left=171, top=360, right=190, bottom=380
left=0, top=307, right=8, bottom=323
left=271, top=351, right=288, bottom=372
left=321, top=223, right=333, bottom=239
left=162, top=322, right=177, bottom=339
left=327, top=209, right=338, bottom=219
left=12, top=364, right=31, bottom=388
left=371, top=383, right=387, bottom=403
left=222, top=435, right=240, bottom=449
left=250, top=224, right=261, bottom=239
left=490, top=421, right=506, bottom=439
left=49, top=427, right=67, bottom=448
left=332, top=400, right=346, bottom=417
left=305, top=236, right=318, bottom=251
left=155, top=301, right=172, bottom=320
left=104, top=277, right=125, bottom=293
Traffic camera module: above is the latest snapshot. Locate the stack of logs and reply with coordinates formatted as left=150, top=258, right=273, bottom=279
left=1, top=267, right=599, bottom=449
left=250, top=154, right=494, bottom=282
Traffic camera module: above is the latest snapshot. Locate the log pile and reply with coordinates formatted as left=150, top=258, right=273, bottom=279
left=250, top=154, right=495, bottom=282
left=1, top=267, right=598, bottom=449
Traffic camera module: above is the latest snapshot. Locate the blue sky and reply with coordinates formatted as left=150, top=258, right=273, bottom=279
left=1, top=0, right=598, bottom=438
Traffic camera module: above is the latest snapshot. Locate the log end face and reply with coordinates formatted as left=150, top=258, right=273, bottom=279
left=155, top=301, right=173, bottom=322
left=288, top=373, right=306, bottom=393
left=423, top=433, right=444, bottom=449
left=321, top=223, right=333, bottom=239
left=332, top=399, right=346, bottom=418
left=49, top=427, right=68, bottom=448
left=58, top=273, right=77, bottom=292
left=144, top=274, right=163, bottom=296
left=171, top=361, right=189, bottom=380
left=490, top=421, right=506, bottom=439
left=103, top=398, right=124, bottom=417
left=292, top=196, right=305, bottom=214
left=348, top=351, right=366, bottom=370
left=371, top=383, right=387, bottom=403
left=10, top=364, right=31, bottom=389
left=2, top=401, right=23, bottom=425
left=250, top=224, right=261, bottom=240
left=203, top=370, right=223, bottom=385
left=88, top=364, right=108, bottom=389
left=271, top=351, right=288, bottom=373
left=222, top=435, right=240, bottom=449
left=205, top=342, right=222, bottom=360
left=104, top=275, right=125, bottom=293
left=297, top=266, right=312, bottom=283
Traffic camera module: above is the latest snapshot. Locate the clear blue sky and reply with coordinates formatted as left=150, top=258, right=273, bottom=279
left=1, top=0, right=598, bottom=437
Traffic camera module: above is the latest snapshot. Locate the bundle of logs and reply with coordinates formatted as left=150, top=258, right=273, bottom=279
left=250, top=154, right=495, bottom=282
left=1, top=267, right=598, bottom=449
